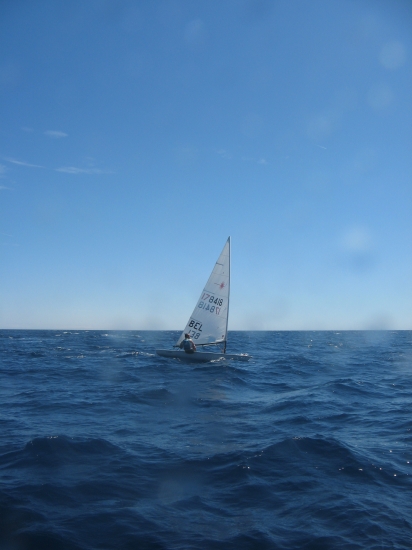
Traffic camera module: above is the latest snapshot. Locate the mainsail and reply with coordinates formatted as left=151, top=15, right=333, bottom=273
left=176, top=237, right=230, bottom=349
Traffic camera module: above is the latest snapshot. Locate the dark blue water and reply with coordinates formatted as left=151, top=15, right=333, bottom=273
left=1, top=330, right=411, bottom=549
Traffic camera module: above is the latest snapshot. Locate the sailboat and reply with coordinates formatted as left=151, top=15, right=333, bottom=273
left=156, top=237, right=250, bottom=362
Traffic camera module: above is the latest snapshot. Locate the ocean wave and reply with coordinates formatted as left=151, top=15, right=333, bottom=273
left=1, top=330, right=411, bottom=550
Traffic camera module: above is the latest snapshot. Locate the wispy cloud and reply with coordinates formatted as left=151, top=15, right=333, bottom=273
left=22, top=126, right=34, bottom=133
left=184, top=19, right=205, bottom=46
left=4, top=157, right=111, bottom=176
left=339, top=225, right=376, bottom=271
left=55, top=166, right=112, bottom=175
left=379, top=41, right=406, bottom=70
left=44, top=130, right=68, bottom=139
left=217, top=150, right=268, bottom=164
left=217, top=149, right=232, bottom=160
left=0, top=231, right=19, bottom=246
left=242, top=156, right=269, bottom=165
left=341, top=226, right=372, bottom=252
left=5, top=158, right=43, bottom=168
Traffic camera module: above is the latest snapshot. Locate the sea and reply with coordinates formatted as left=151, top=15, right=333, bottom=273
left=0, top=330, right=411, bottom=550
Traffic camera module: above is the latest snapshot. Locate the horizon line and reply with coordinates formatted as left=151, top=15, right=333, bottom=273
left=0, top=328, right=409, bottom=332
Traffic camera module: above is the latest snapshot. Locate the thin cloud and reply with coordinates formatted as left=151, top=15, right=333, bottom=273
left=45, top=130, right=68, bottom=139
left=217, top=150, right=267, bottom=164
left=5, top=158, right=43, bottom=168
left=341, top=225, right=372, bottom=252
left=242, top=156, right=269, bottom=164
left=0, top=232, right=18, bottom=246
left=56, top=166, right=112, bottom=175
left=379, top=41, right=406, bottom=70
left=217, top=149, right=232, bottom=160
left=184, top=19, right=205, bottom=46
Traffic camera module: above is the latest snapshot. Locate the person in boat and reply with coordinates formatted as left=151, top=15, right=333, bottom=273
left=180, top=333, right=197, bottom=354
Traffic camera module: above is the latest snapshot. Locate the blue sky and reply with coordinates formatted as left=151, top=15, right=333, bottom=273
left=1, top=0, right=411, bottom=330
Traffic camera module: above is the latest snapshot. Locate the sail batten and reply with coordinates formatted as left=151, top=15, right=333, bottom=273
left=176, top=237, right=230, bottom=348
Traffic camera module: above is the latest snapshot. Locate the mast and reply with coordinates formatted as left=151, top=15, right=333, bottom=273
left=223, top=236, right=231, bottom=353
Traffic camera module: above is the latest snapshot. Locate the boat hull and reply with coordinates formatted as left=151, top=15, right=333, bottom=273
left=156, top=349, right=250, bottom=362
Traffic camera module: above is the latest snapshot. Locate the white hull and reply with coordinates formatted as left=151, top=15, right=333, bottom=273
left=156, top=349, right=250, bottom=362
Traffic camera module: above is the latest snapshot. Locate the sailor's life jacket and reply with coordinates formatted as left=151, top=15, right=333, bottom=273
left=182, top=338, right=194, bottom=353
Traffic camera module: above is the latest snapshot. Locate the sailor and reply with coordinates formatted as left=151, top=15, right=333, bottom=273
left=180, top=333, right=197, bottom=354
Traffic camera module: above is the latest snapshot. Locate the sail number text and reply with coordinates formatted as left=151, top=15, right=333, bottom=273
left=198, top=293, right=223, bottom=315
left=187, top=319, right=202, bottom=339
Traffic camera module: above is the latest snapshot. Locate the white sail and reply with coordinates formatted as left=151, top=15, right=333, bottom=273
left=176, top=237, right=230, bottom=348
